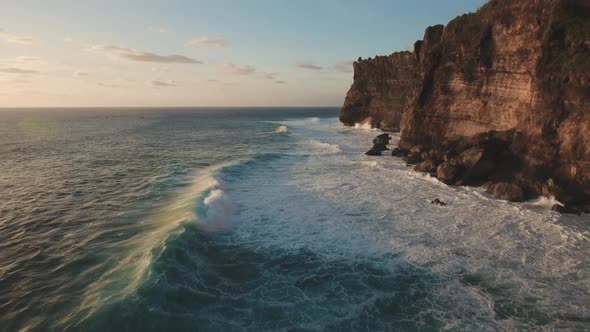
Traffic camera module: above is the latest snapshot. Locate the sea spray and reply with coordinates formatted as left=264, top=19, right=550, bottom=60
left=195, top=187, right=240, bottom=231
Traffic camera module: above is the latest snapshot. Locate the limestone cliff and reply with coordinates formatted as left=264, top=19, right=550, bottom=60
left=339, top=52, right=418, bottom=131
left=341, top=0, right=590, bottom=206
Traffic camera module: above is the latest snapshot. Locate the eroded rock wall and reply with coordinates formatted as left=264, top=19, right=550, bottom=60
left=339, top=52, right=418, bottom=131
left=341, top=0, right=590, bottom=203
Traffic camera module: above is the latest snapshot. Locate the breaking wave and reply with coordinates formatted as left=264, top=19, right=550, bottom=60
left=273, top=125, right=288, bottom=134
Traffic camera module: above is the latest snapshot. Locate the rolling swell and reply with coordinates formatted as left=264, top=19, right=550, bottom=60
left=74, top=151, right=295, bottom=329
left=78, top=229, right=455, bottom=331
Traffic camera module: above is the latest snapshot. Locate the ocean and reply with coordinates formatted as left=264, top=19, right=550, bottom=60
left=0, top=108, right=588, bottom=331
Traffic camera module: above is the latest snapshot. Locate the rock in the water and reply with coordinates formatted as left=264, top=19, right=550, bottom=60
left=414, top=159, right=438, bottom=173
left=431, top=199, right=446, bottom=206
left=402, top=152, right=422, bottom=165
left=366, top=143, right=388, bottom=156
left=437, top=162, right=460, bottom=184
left=391, top=147, right=405, bottom=157
left=486, top=182, right=526, bottom=202
left=551, top=204, right=582, bottom=216
left=373, top=133, right=392, bottom=146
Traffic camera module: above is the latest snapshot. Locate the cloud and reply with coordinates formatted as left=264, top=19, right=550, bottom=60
left=97, top=82, right=119, bottom=88
left=64, top=37, right=74, bottom=43
left=0, top=67, right=39, bottom=75
left=222, top=63, right=256, bottom=76
left=333, top=60, right=353, bottom=73
left=91, top=45, right=202, bottom=64
left=185, top=37, right=226, bottom=48
left=0, top=30, right=34, bottom=45
left=73, top=70, right=89, bottom=77
left=147, top=26, right=168, bottom=33
left=262, top=72, right=286, bottom=84
left=294, top=62, right=323, bottom=70
left=263, top=72, right=278, bottom=80
left=149, top=79, right=176, bottom=87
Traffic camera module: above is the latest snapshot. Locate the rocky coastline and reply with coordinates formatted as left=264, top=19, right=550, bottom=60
left=342, top=0, right=590, bottom=214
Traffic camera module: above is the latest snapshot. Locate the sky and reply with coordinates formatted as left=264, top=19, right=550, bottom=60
left=0, top=0, right=486, bottom=107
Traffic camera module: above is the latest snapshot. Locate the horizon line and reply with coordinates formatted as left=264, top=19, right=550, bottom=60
left=0, top=106, right=341, bottom=109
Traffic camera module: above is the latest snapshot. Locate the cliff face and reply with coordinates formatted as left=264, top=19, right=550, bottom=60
left=339, top=52, right=418, bottom=131
left=341, top=0, right=590, bottom=204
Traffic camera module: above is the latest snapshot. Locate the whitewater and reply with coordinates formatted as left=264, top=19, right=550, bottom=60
left=0, top=108, right=588, bottom=331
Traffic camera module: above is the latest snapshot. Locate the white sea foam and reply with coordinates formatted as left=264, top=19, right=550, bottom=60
left=353, top=121, right=378, bottom=131
left=198, top=188, right=240, bottom=231
left=222, top=117, right=590, bottom=330
left=307, top=139, right=341, bottom=154
left=528, top=195, right=562, bottom=208
left=273, top=125, right=288, bottom=133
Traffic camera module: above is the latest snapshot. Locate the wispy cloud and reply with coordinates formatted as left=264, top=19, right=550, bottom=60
left=185, top=37, right=226, bottom=48
left=333, top=60, right=353, bottom=73
left=263, top=72, right=278, bottom=80
left=294, top=62, right=323, bottom=70
left=149, top=79, right=176, bottom=87
left=207, top=79, right=238, bottom=86
left=0, top=67, right=39, bottom=75
left=262, top=72, right=287, bottom=84
left=91, top=45, right=202, bottom=64
left=97, top=82, right=119, bottom=88
left=222, top=63, right=256, bottom=76
left=147, top=26, right=169, bottom=33
left=73, top=70, right=89, bottom=77
left=0, top=29, right=34, bottom=45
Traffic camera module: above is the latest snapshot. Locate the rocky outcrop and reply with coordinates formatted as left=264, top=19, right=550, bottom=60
left=485, top=182, right=526, bottom=202
left=366, top=134, right=392, bottom=156
left=339, top=52, right=419, bottom=130
left=343, top=0, right=590, bottom=209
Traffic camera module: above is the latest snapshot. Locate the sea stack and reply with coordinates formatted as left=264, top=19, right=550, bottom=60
left=343, top=0, right=590, bottom=210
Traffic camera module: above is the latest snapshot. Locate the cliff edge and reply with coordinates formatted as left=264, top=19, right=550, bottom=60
left=341, top=0, right=590, bottom=208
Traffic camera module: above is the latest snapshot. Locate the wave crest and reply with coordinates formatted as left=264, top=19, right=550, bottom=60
left=273, top=125, right=288, bottom=134
left=196, top=186, right=240, bottom=231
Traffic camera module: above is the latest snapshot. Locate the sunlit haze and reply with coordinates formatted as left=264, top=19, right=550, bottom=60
left=0, top=0, right=485, bottom=107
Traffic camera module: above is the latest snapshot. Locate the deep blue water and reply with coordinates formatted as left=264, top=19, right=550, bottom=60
left=0, top=108, right=588, bottom=331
